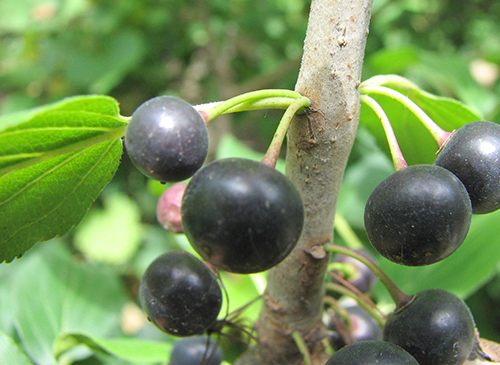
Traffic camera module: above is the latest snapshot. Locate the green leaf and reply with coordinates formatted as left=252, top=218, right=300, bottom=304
left=0, top=330, right=33, bottom=365
left=54, top=332, right=173, bottom=364
left=11, top=240, right=128, bottom=365
left=0, top=95, right=121, bottom=132
left=0, top=139, right=122, bottom=263
left=0, top=95, right=126, bottom=174
left=74, top=191, right=143, bottom=265
left=360, top=75, right=483, bottom=165
left=366, top=46, right=421, bottom=75
left=375, top=209, right=500, bottom=304
left=0, top=95, right=126, bottom=263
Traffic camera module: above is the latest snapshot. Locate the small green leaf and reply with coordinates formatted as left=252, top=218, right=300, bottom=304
left=54, top=332, right=173, bottom=364
left=0, top=330, right=33, bottom=365
left=74, top=192, right=143, bottom=265
left=11, top=241, right=128, bottom=365
left=360, top=75, right=483, bottom=165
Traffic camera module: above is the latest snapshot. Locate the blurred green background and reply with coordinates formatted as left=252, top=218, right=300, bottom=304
left=1, top=0, right=500, bottom=364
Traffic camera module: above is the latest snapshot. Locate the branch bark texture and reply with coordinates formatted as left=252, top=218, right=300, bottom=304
left=238, top=1, right=373, bottom=364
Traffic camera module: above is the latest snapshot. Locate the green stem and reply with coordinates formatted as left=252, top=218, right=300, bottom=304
left=327, top=262, right=358, bottom=280
left=324, top=244, right=411, bottom=308
left=291, top=331, right=312, bottom=365
left=327, top=270, right=386, bottom=326
left=360, top=95, right=407, bottom=171
left=334, top=212, right=364, bottom=249
left=261, top=96, right=312, bottom=168
left=196, top=89, right=304, bottom=123
left=360, top=85, right=449, bottom=146
left=324, top=282, right=386, bottom=327
left=323, top=296, right=352, bottom=329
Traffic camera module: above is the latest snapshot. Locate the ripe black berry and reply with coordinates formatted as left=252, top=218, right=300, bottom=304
left=332, top=249, right=377, bottom=293
left=383, top=288, right=476, bottom=365
left=434, top=121, right=500, bottom=214
left=170, top=335, right=223, bottom=365
left=181, top=158, right=304, bottom=274
left=364, top=164, right=472, bottom=266
left=325, top=340, right=419, bottom=365
left=139, top=251, right=222, bottom=337
left=125, top=96, right=208, bottom=182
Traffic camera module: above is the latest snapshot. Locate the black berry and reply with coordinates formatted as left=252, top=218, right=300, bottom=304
left=364, top=164, right=472, bottom=266
left=139, top=251, right=222, bottom=337
left=325, top=340, right=419, bottom=365
left=435, top=121, right=500, bottom=214
left=125, top=96, right=208, bottom=182
left=181, top=158, right=304, bottom=274
left=170, top=335, right=223, bottom=365
left=383, top=288, right=476, bottom=365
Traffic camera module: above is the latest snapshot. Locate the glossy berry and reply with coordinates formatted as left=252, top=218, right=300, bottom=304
left=364, top=164, right=472, bottom=266
left=332, top=249, right=377, bottom=293
left=125, top=96, right=208, bottom=182
left=383, top=288, right=476, bottom=365
left=327, top=305, right=383, bottom=350
left=325, top=340, right=419, bottom=365
left=138, top=251, right=222, bottom=337
left=170, top=335, right=223, bottom=365
left=156, top=182, right=187, bottom=233
left=435, top=121, right=500, bottom=214
left=181, top=158, right=304, bottom=274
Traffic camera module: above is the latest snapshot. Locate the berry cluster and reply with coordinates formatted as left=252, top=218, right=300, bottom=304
left=324, top=245, right=479, bottom=365
left=126, top=93, right=307, bottom=363
left=364, top=120, right=500, bottom=267
left=126, top=90, right=496, bottom=364
left=326, top=120, right=498, bottom=364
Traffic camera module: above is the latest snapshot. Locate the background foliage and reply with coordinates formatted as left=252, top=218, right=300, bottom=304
left=1, top=0, right=500, bottom=363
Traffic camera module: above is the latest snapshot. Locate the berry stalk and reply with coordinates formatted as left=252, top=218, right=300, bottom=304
left=195, top=89, right=305, bottom=123
left=261, top=96, right=312, bottom=168
left=360, top=85, right=450, bottom=146
left=360, top=95, right=407, bottom=171
left=327, top=269, right=386, bottom=325
left=324, top=244, right=411, bottom=308
left=292, top=331, right=312, bottom=365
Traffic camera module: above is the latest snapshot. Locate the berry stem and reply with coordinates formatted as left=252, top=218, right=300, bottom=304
left=195, top=89, right=306, bottom=123
left=360, top=85, right=450, bottom=146
left=324, top=244, right=412, bottom=308
left=291, top=331, right=312, bottom=365
left=324, top=282, right=386, bottom=327
left=327, top=270, right=386, bottom=326
left=323, top=295, right=353, bottom=328
left=261, top=96, right=312, bottom=168
left=327, top=262, right=358, bottom=280
left=360, top=95, right=407, bottom=171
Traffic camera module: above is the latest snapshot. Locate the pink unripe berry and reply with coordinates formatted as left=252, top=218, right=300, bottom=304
left=156, top=183, right=187, bottom=233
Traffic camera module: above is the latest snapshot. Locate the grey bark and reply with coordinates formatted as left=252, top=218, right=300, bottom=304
left=236, top=0, right=373, bottom=364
